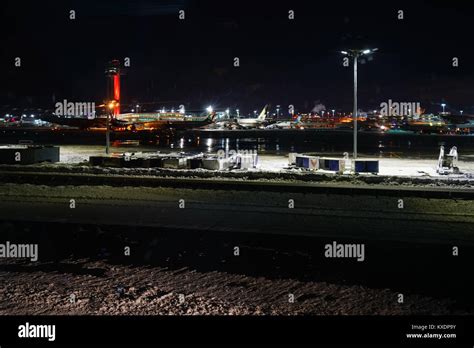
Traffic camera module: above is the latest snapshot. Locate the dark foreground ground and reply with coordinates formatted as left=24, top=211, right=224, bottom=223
left=0, top=222, right=473, bottom=315
left=0, top=172, right=472, bottom=315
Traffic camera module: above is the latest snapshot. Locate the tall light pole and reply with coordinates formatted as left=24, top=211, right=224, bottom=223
left=341, top=48, right=378, bottom=159
left=106, top=100, right=117, bottom=155
left=441, top=103, right=446, bottom=114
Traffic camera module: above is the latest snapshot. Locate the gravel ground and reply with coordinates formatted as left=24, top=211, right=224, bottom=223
left=0, top=220, right=472, bottom=316
left=0, top=258, right=463, bottom=316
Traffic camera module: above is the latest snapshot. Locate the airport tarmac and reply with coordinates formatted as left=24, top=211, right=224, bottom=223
left=55, top=145, right=474, bottom=179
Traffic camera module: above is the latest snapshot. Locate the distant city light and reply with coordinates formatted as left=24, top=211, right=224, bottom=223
left=206, top=106, right=213, bottom=113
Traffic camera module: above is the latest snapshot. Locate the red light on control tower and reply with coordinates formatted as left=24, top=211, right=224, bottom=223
left=105, top=60, right=122, bottom=116
left=113, top=75, right=120, bottom=115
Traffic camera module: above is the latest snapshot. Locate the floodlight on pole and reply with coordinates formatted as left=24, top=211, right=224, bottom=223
left=340, top=48, right=378, bottom=160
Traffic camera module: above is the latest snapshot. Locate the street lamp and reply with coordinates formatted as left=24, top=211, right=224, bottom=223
left=441, top=103, right=446, bottom=114
left=332, top=109, right=335, bottom=117
left=460, top=110, right=464, bottom=116
left=341, top=48, right=378, bottom=159
left=106, top=100, right=118, bottom=154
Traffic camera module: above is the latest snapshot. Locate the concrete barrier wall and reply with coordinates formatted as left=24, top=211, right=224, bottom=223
left=0, top=146, right=59, bottom=165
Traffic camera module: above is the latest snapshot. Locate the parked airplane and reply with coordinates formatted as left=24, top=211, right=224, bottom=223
left=236, top=105, right=268, bottom=128
left=266, top=115, right=302, bottom=129
left=113, top=111, right=216, bottom=130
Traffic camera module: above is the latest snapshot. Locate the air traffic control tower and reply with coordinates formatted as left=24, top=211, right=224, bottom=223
left=105, top=60, right=121, bottom=116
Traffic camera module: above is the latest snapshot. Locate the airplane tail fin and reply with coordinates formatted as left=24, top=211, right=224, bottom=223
left=257, top=105, right=268, bottom=121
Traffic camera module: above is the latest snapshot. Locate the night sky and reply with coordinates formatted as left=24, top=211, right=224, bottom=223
left=1, top=0, right=474, bottom=115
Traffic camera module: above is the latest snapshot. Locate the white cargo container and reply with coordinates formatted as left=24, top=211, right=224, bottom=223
left=202, top=157, right=232, bottom=170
